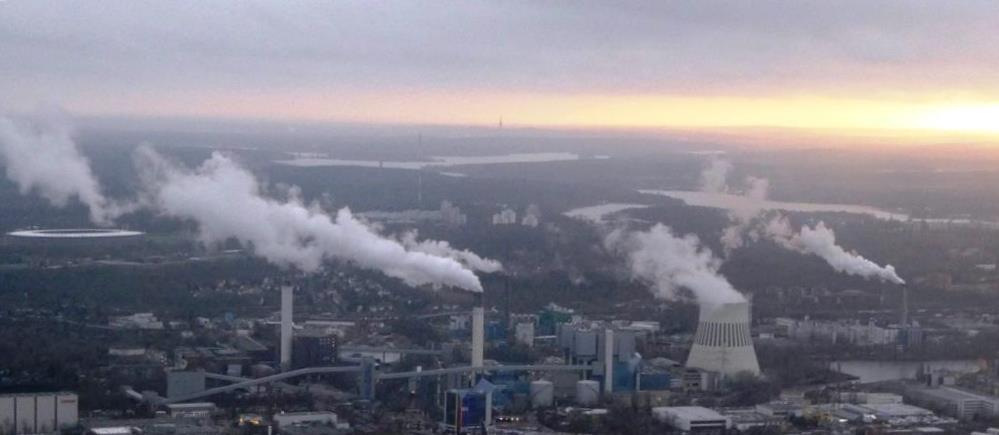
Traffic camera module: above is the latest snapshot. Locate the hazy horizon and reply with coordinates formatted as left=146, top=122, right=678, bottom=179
left=4, top=1, right=999, bottom=141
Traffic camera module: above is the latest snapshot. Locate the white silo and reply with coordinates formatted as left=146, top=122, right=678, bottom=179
left=575, top=380, right=600, bottom=406
left=529, top=380, right=554, bottom=408
left=685, top=301, right=760, bottom=377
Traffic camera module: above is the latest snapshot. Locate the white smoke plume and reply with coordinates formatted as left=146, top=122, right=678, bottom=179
left=698, top=158, right=733, bottom=193
left=399, top=230, right=503, bottom=273
left=0, top=115, right=133, bottom=224
left=606, top=224, right=746, bottom=307
left=719, top=175, right=770, bottom=253
left=135, top=147, right=486, bottom=292
left=765, top=216, right=905, bottom=284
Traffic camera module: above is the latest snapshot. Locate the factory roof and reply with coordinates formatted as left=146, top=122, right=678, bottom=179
left=653, top=406, right=727, bottom=421
left=166, top=402, right=216, bottom=410
left=89, top=428, right=138, bottom=435
left=0, top=391, right=76, bottom=397
left=914, top=386, right=999, bottom=402
left=862, top=403, right=935, bottom=418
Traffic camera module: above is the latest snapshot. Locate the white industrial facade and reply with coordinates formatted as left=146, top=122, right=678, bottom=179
left=686, top=302, right=761, bottom=377
left=653, top=406, right=731, bottom=431
left=0, top=392, right=78, bottom=434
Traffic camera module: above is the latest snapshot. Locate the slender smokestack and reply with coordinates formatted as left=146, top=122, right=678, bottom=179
left=603, top=328, right=614, bottom=394
left=280, top=285, right=293, bottom=371
left=901, top=285, right=909, bottom=326
left=471, top=294, right=484, bottom=368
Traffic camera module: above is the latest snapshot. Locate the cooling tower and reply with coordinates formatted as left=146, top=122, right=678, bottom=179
left=686, top=302, right=760, bottom=377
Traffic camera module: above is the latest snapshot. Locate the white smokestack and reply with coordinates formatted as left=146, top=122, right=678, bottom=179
left=134, top=147, right=485, bottom=292
left=0, top=114, right=132, bottom=225
left=603, top=328, right=614, bottom=394
left=280, top=285, right=293, bottom=371
left=471, top=305, right=484, bottom=367
left=606, top=223, right=746, bottom=307
left=765, top=216, right=905, bottom=284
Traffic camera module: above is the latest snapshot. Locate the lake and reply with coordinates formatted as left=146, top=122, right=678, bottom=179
left=639, top=190, right=908, bottom=220
left=563, top=203, right=650, bottom=223
left=276, top=152, right=605, bottom=169
left=829, top=360, right=981, bottom=383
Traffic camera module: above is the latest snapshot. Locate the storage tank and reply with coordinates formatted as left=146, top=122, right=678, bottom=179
left=575, top=380, right=600, bottom=406
left=529, top=380, right=554, bottom=408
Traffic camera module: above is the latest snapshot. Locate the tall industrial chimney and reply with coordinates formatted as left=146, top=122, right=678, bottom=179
left=280, top=285, right=294, bottom=371
left=471, top=294, right=484, bottom=368
left=901, top=285, right=909, bottom=327
left=686, top=302, right=760, bottom=377
left=603, top=328, right=614, bottom=394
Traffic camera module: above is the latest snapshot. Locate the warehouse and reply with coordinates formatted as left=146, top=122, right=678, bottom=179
left=0, top=392, right=78, bottom=434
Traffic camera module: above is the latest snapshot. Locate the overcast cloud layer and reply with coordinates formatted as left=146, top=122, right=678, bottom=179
left=3, top=1, right=999, bottom=118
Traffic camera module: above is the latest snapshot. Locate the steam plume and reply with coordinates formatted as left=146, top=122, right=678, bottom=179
left=399, top=230, right=503, bottom=273
left=699, top=158, right=732, bottom=193
left=765, top=216, right=905, bottom=284
left=698, top=157, right=769, bottom=254
left=719, top=176, right=770, bottom=254
left=606, top=224, right=745, bottom=307
left=0, top=115, right=131, bottom=224
left=135, top=147, right=485, bottom=292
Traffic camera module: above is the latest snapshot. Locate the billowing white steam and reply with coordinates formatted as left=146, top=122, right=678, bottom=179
left=607, top=224, right=745, bottom=307
left=765, top=216, right=905, bottom=284
left=0, top=115, right=132, bottom=224
left=697, top=158, right=771, bottom=254
left=399, top=230, right=503, bottom=273
left=694, top=159, right=905, bottom=284
left=719, top=176, right=770, bottom=254
left=699, top=158, right=733, bottom=194
left=135, top=147, right=486, bottom=292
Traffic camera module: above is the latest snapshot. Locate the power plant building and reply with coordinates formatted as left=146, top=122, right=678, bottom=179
left=686, top=302, right=761, bottom=377
left=292, top=329, right=338, bottom=369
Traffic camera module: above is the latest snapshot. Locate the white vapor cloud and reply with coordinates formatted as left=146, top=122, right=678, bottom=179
left=606, top=223, right=745, bottom=307
left=765, top=216, right=905, bottom=285
left=135, top=147, right=486, bottom=292
left=0, top=114, right=132, bottom=225
left=692, top=159, right=905, bottom=284
left=698, top=158, right=732, bottom=194
left=697, top=158, right=770, bottom=254
left=399, top=230, right=503, bottom=274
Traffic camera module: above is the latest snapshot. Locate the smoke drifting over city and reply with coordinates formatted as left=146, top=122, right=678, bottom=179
left=698, top=159, right=904, bottom=285
left=765, top=216, right=905, bottom=285
left=606, top=223, right=746, bottom=307
left=134, top=147, right=487, bottom=292
left=398, top=230, right=503, bottom=273
left=0, top=115, right=132, bottom=225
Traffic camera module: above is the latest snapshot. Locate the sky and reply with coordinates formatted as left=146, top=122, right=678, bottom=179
left=3, top=1, right=999, bottom=136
